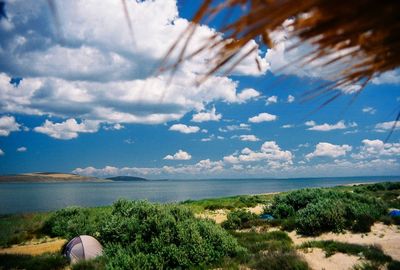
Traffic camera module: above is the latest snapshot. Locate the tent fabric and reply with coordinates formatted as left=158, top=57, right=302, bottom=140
left=64, top=235, right=103, bottom=264
left=389, top=209, right=400, bottom=217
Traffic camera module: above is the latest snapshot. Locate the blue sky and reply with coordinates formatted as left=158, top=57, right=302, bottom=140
left=0, top=0, right=399, bottom=179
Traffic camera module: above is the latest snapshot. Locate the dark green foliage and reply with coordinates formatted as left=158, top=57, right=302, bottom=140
left=43, top=206, right=109, bottom=239
left=301, top=241, right=392, bottom=263
left=71, top=257, right=106, bottom=270
left=269, top=188, right=388, bottom=235
left=0, top=253, right=68, bottom=270
left=100, top=199, right=244, bottom=269
left=222, top=209, right=259, bottom=230
left=353, top=262, right=381, bottom=270
left=388, top=261, right=400, bottom=270
left=231, top=231, right=292, bottom=253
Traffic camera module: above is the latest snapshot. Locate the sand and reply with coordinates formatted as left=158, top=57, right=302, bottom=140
left=298, top=248, right=364, bottom=270
left=196, top=204, right=265, bottom=224
left=289, top=223, right=400, bottom=261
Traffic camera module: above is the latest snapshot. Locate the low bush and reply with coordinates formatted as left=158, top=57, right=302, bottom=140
left=99, top=199, right=244, bottom=269
left=269, top=188, right=388, bottom=235
left=222, top=209, right=259, bottom=230
left=43, top=207, right=109, bottom=239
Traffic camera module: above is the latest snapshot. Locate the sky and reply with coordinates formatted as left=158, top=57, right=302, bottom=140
left=0, top=0, right=399, bottom=179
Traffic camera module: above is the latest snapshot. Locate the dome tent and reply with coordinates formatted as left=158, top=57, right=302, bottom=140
left=64, top=235, right=103, bottom=264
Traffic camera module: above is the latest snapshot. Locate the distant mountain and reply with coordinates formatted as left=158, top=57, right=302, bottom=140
left=0, top=173, right=107, bottom=183
left=107, top=176, right=148, bottom=181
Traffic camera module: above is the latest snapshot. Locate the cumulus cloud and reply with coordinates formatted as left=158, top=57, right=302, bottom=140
left=223, top=141, right=293, bottom=168
left=0, top=149, right=4, bottom=155
left=0, top=115, right=20, bottom=136
left=249, top=113, right=277, bottom=123
left=236, top=88, right=261, bottom=103
left=374, top=121, right=400, bottom=132
left=163, top=149, right=192, bottom=160
left=265, top=95, right=278, bottom=105
left=371, top=70, right=400, bottom=85
left=305, top=142, right=352, bottom=159
left=191, top=107, right=222, bottom=122
left=352, top=139, right=400, bottom=159
left=306, top=120, right=356, bottom=131
left=201, top=134, right=224, bottom=142
left=17, top=146, right=27, bottom=152
left=34, top=118, right=100, bottom=139
left=169, top=124, right=200, bottom=134
left=103, top=123, right=124, bottom=130
left=74, top=159, right=224, bottom=177
left=287, top=95, right=295, bottom=103
left=0, top=0, right=268, bottom=128
left=362, top=107, right=376, bottom=115
left=239, top=135, right=260, bottom=142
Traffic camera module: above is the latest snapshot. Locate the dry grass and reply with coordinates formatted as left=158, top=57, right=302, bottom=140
left=0, top=238, right=66, bottom=256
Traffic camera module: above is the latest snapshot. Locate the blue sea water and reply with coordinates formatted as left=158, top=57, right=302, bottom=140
left=0, top=176, right=399, bottom=214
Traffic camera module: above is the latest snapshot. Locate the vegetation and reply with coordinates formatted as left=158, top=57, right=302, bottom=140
left=228, top=231, right=309, bottom=270
left=0, top=213, right=49, bottom=247
left=181, top=194, right=272, bottom=212
left=0, top=253, right=68, bottom=270
left=0, top=182, right=399, bottom=269
left=267, top=188, right=388, bottom=235
left=222, top=209, right=261, bottom=230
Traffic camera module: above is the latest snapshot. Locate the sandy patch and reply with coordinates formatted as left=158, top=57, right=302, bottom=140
left=0, top=238, right=66, bottom=256
left=299, top=248, right=364, bottom=270
left=197, top=204, right=265, bottom=224
left=289, top=223, right=400, bottom=260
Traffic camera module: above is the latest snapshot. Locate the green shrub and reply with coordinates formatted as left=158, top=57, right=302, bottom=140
left=222, top=209, right=259, bottom=230
left=281, top=216, right=296, bottom=232
left=296, top=199, right=346, bottom=235
left=72, top=257, right=105, bottom=270
left=100, top=199, right=244, bottom=269
left=43, top=207, right=108, bottom=239
left=387, top=261, right=400, bottom=270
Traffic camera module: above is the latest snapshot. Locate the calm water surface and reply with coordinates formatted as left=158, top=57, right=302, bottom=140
left=1, top=176, right=399, bottom=214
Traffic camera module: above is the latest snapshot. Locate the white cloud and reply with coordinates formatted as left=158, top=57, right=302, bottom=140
left=34, top=118, right=100, bottom=140
left=236, top=88, right=261, bottom=103
left=374, top=121, right=400, bottom=132
left=287, top=95, right=295, bottom=103
left=223, top=141, right=293, bottom=168
left=0, top=0, right=268, bottom=127
left=74, top=159, right=224, bottom=177
left=124, top=138, right=134, bottom=144
left=362, top=107, right=376, bottom=115
left=191, top=107, right=222, bottom=122
left=249, top=113, right=277, bottom=123
left=104, top=123, right=124, bottom=130
left=0, top=149, right=4, bottom=156
left=306, top=120, right=356, bottom=131
left=163, top=149, right=192, bottom=160
left=371, top=70, right=400, bottom=85
left=281, top=124, right=294, bottom=128
left=239, top=135, right=260, bottom=142
left=17, top=146, right=27, bottom=152
left=352, top=139, right=400, bottom=159
left=219, top=123, right=250, bottom=132
left=169, top=124, right=200, bottom=134
left=305, top=142, right=352, bottom=159
left=0, top=116, right=20, bottom=136
left=265, top=95, right=278, bottom=105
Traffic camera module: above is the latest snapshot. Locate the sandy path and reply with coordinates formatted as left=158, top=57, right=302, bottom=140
left=0, top=238, right=66, bottom=256
left=298, top=248, right=364, bottom=270
left=289, top=223, right=400, bottom=261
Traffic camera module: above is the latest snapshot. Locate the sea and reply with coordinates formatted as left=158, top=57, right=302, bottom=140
left=1, top=176, right=399, bottom=214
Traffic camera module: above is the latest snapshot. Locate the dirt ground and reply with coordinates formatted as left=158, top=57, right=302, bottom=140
left=298, top=248, right=365, bottom=270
